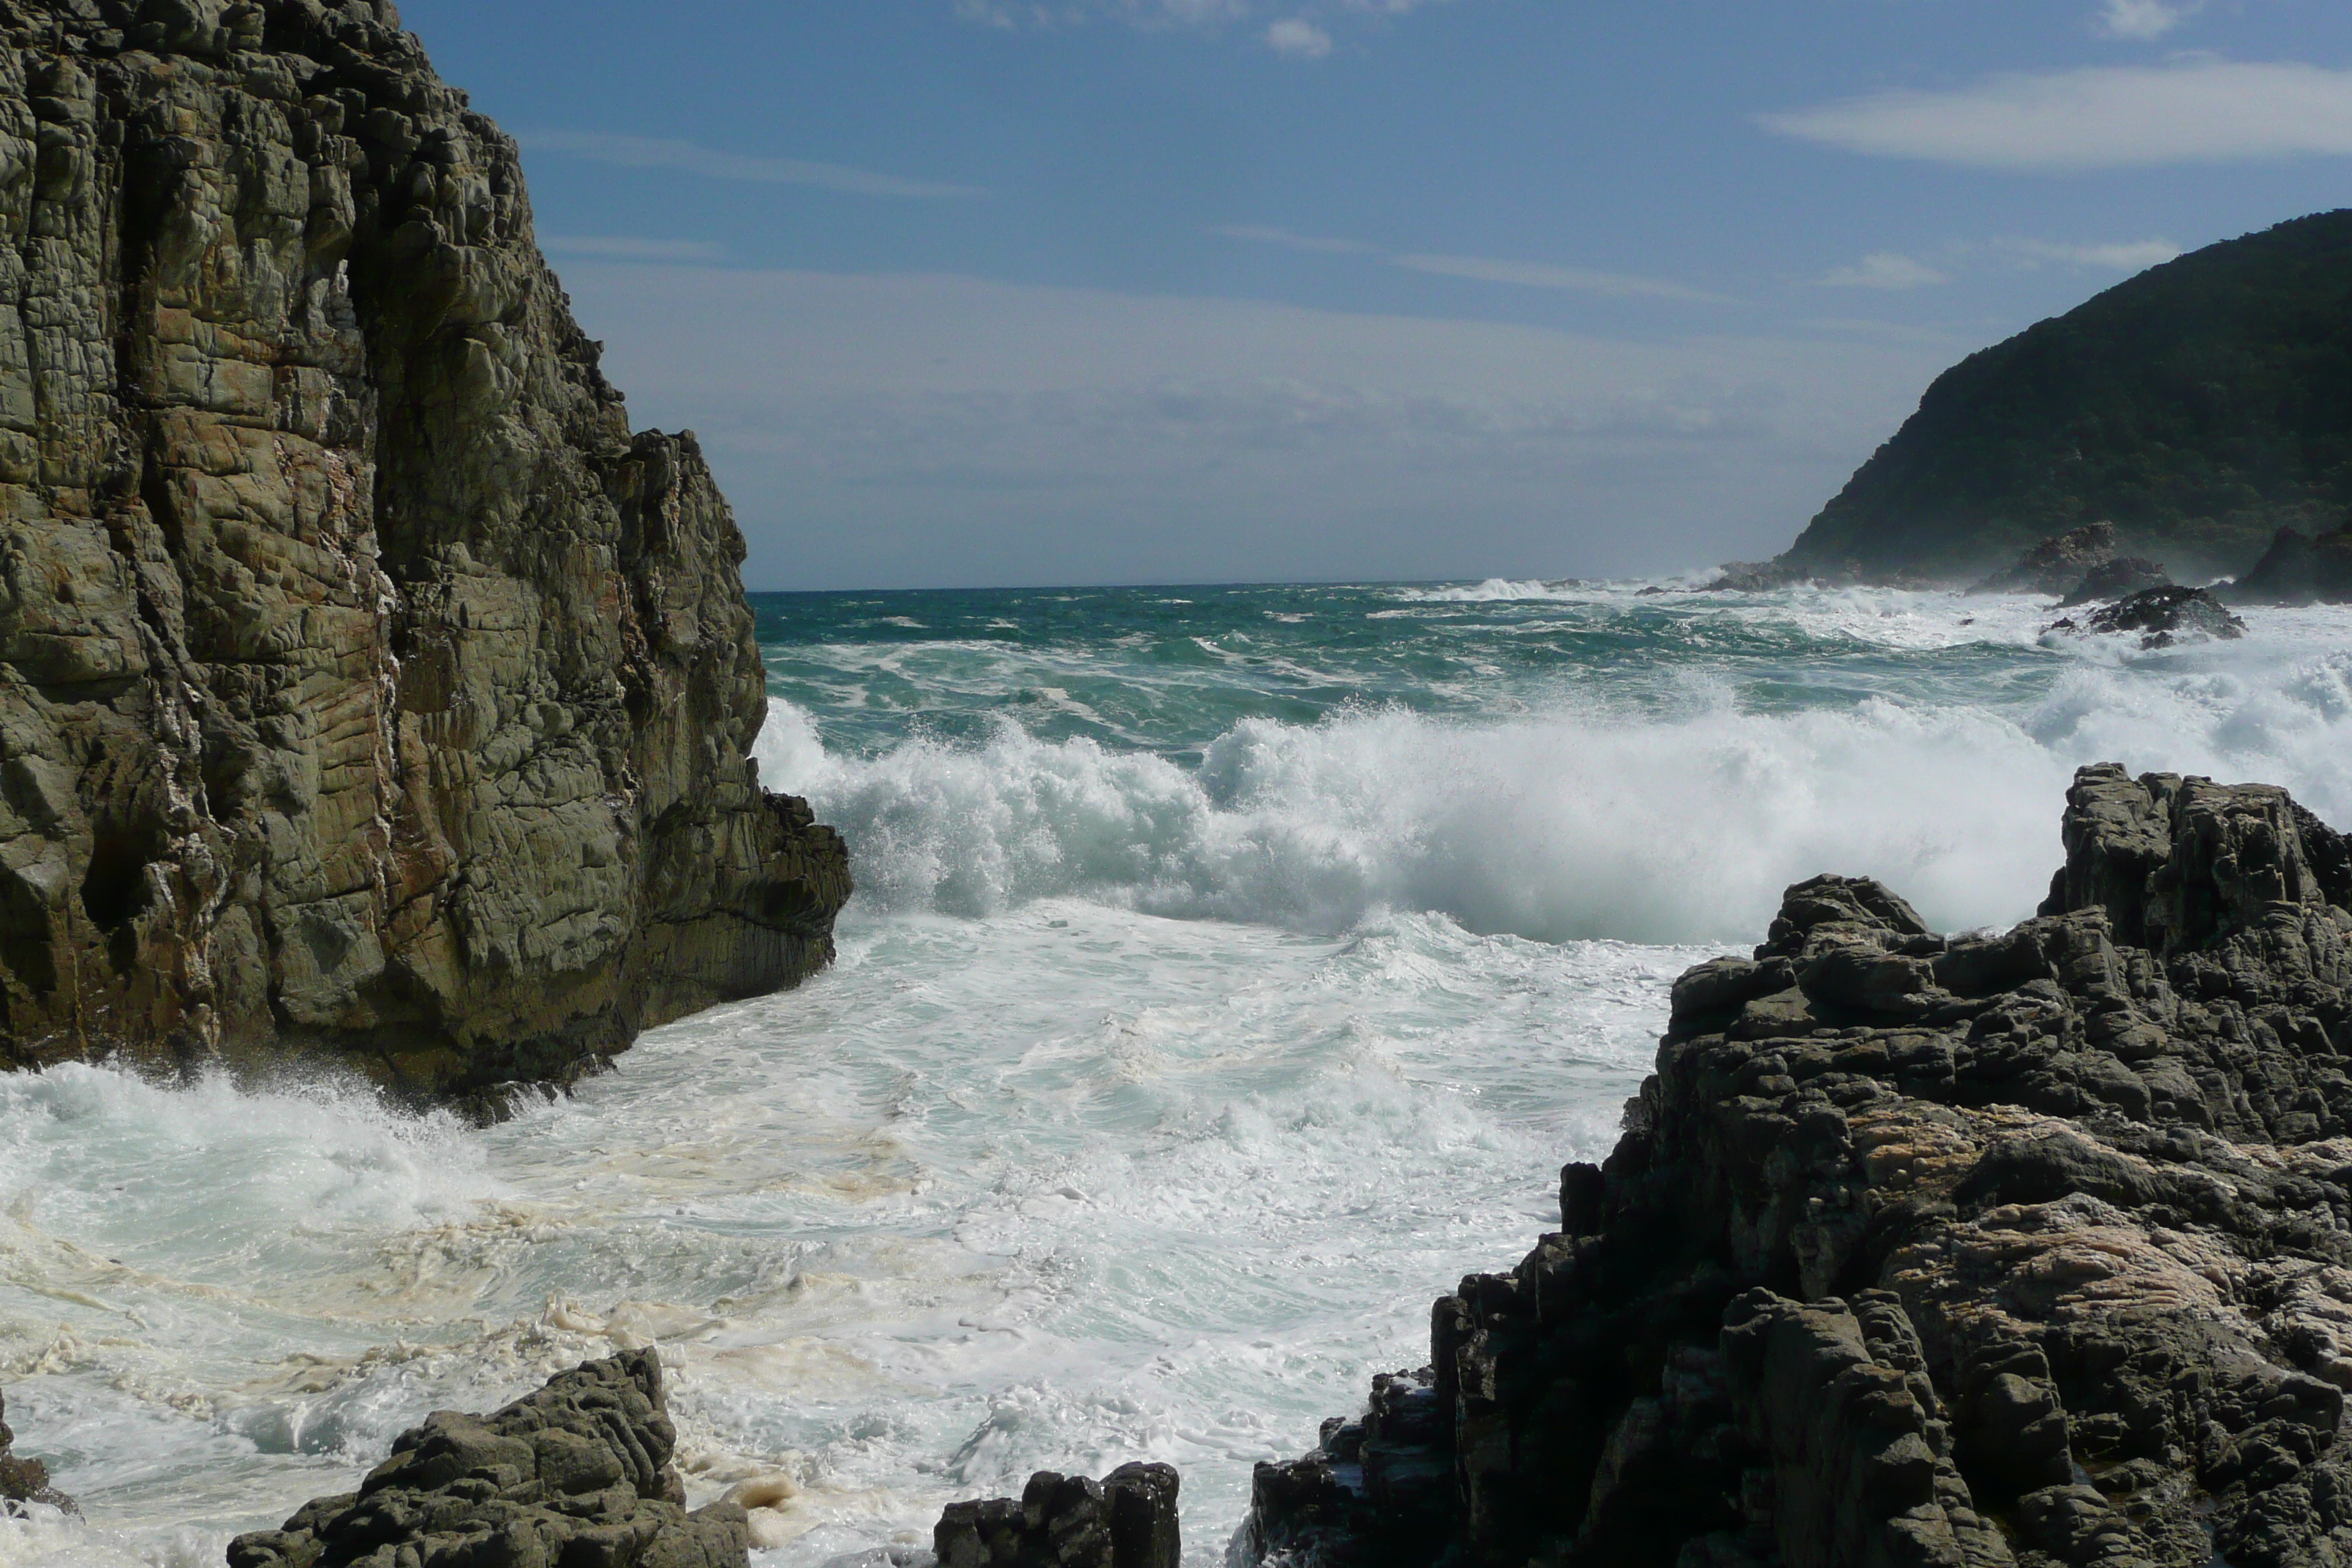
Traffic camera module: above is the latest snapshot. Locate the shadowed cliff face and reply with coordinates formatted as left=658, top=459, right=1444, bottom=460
left=0, top=0, right=850, bottom=1098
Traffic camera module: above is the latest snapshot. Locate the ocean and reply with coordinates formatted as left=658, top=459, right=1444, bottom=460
left=1, top=580, right=2348, bottom=1568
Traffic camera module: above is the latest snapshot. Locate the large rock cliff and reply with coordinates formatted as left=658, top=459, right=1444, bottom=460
left=0, top=0, right=850, bottom=1097
left=1252, top=766, right=2352, bottom=1568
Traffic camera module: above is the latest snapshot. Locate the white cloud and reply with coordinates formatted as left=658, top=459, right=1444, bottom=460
left=1212, top=226, right=1727, bottom=301
left=522, top=131, right=986, bottom=200
left=541, top=235, right=725, bottom=263
left=1207, top=224, right=1374, bottom=253
left=554, top=265, right=1948, bottom=587
left=1391, top=253, right=1734, bottom=303
left=1995, top=236, right=2183, bottom=270
left=954, top=0, right=1462, bottom=37
left=1761, top=60, right=2352, bottom=171
left=1819, top=252, right=1949, bottom=290
left=1267, top=18, right=1334, bottom=56
left=2095, top=0, right=2201, bottom=41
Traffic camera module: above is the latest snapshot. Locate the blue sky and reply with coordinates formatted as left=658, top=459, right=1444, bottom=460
left=401, top=0, right=2352, bottom=589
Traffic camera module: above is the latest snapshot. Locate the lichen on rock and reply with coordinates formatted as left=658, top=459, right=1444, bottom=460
left=0, top=0, right=850, bottom=1099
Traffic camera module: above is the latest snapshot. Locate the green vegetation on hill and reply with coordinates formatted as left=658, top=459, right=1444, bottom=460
left=1782, top=211, right=2352, bottom=582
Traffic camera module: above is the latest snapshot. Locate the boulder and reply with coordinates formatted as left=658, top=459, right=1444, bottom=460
left=2056, top=556, right=2171, bottom=606
left=2045, top=585, right=2245, bottom=648
left=935, top=1464, right=1179, bottom=1568
left=1969, top=523, right=2122, bottom=597
left=0, top=1, right=851, bottom=1104
left=1251, top=765, right=2352, bottom=1568
left=0, top=1389, right=75, bottom=1517
left=2225, top=524, right=2352, bottom=606
left=228, top=1351, right=746, bottom=1568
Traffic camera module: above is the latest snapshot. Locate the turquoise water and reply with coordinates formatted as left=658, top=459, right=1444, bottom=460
left=1, top=580, right=2348, bottom=1568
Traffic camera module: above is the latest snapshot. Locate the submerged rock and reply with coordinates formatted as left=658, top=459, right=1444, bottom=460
left=0, top=1390, right=74, bottom=1518
left=1968, top=523, right=2122, bottom=598
left=934, top=1464, right=1179, bottom=1568
left=0, top=1, right=850, bottom=1100
left=2045, top=584, right=2246, bottom=648
left=228, top=1350, right=745, bottom=1568
left=1251, top=764, right=2352, bottom=1568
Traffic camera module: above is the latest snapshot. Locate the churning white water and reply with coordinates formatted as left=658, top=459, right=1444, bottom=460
left=1, top=582, right=2348, bottom=1568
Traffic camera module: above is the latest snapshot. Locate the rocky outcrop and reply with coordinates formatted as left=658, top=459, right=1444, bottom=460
left=1968, top=524, right=2122, bottom=598
left=2044, top=585, right=2245, bottom=649
left=935, top=1465, right=1180, bottom=1568
left=2054, top=557, right=2170, bottom=608
left=0, top=1388, right=75, bottom=1516
left=1251, top=764, right=2352, bottom=1568
left=228, top=1350, right=745, bottom=1568
left=0, top=1, right=850, bottom=1099
left=2226, top=525, right=2352, bottom=606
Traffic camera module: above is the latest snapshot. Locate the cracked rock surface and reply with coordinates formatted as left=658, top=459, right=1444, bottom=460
left=0, top=0, right=850, bottom=1098
left=1251, top=763, right=2352, bottom=1568
left=228, top=1350, right=747, bottom=1568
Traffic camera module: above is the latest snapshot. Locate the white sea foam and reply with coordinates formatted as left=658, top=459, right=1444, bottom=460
left=756, top=619, right=2352, bottom=943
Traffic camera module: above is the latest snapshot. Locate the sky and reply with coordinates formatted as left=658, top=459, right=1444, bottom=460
left=398, top=0, right=2352, bottom=590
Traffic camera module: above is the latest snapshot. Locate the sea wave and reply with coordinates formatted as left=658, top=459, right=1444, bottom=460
left=754, top=636, right=2352, bottom=943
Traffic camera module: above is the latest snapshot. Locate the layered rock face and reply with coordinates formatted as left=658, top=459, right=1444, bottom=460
left=1253, top=765, right=2352, bottom=1568
left=229, top=1350, right=747, bottom=1568
left=0, top=0, right=849, bottom=1096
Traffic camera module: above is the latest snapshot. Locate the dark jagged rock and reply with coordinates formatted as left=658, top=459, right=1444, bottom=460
left=2056, top=557, right=2171, bottom=608
left=1968, top=524, right=2122, bottom=598
left=1251, top=764, right=2352, bottom=1568
left=2226, top=524, right=2352, bottom=606
left=1779, top=211, right=2352, bottom=584
left=934, top=1464, right=1179, bottom=1568
left=0, top=1388, right=75, bottom=1517
left=0, top=1, right=850, bottom=1101
left=2044, top=585, right=2246, bottom=649
left=228, top=1350, right=745, bottom=1568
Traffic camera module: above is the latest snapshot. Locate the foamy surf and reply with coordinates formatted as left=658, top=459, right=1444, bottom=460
left=7, top=580, right=2351, bottom=1568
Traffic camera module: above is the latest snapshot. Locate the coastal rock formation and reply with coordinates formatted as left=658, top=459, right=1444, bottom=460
left=1775, top=210, right=2352, bottom=584
left=1252, top=764, right=2352, bottom=1568
left=2227, top=524, right=2352, bottom=606
left=1969, top=523, right=2126, bottom=598
left=2054, top=557, right=2171, bottom=608
left=935, top=1465, right=1180, bottom=1568
left=2044, top=585, right=2245, bottom=649
left=228, top=1350, right=747, bottom=1568
left=0, top=1, right=849, bottom=1098
left=0, top=1389, right=75, bottom=1516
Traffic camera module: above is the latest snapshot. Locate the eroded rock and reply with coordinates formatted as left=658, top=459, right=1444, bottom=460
left=0, top=1, right=850, bottom=1101
left=1970, top=524, right=2123, bottom=598
left=1252, top=764, right=2352, bottom=1568
left=227, top=1350, right=745, bottom=1568
left=935, top=1464, right=1179, bottom=1568
left=0, top=1388, right=75, bottom=1518
left=2045, top=585, right=2246, bottom=649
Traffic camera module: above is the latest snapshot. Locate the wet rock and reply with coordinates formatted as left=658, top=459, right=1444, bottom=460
left=2057, top=556, right=2171, bottom=607
left=934, top=1464, right=1178, bottom=1568
left=227, top=1350, right=745, bottom=1568
left=2045, top=585, right=2246, bottom=648
left=0, top=1, right=851, bottom=1101
left=1970, top=522, right=2122, bottom=597
left=0, top=1389, right=75, bottom=1517
left=1251, top=765, right=2352, bottom=1568
left=2225, top=523, right=2352, bottom=606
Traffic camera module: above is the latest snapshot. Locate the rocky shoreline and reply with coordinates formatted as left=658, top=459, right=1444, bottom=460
left=1247, top=763, right=2352, bottom=1568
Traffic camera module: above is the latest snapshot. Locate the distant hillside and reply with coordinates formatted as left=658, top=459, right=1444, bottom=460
left=1781, top=211, right=2352, bottom=583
